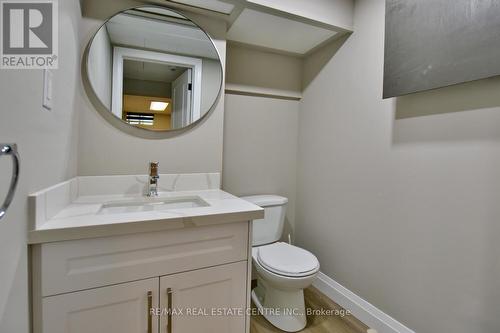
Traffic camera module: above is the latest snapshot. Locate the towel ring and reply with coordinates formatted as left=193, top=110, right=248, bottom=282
left=0, top=144, right=19, bottom=220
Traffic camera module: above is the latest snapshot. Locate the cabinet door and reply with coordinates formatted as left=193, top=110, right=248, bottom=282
left=160, top=261, right=248, bottom=333
left=41, top=278, right=159, bottom=333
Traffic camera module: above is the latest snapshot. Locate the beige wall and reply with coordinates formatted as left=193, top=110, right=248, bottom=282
left=226, top=42, right=302, bottom=97
left=201, top=58, right=223, bottom=113
left=78, top=0, right=226, bottom=175
left=247, top=0, right=354, bottom=31
left=297, top=1, right=500, bottom=333
left=0, top=1, right=81, bottom=331
left=222, top=94, right=299, bottom=238
left=223, top=44, right=301, bottom=236
left=87, top=25, right=113, bottom=109
left=123, top=79, right=172, bottom=98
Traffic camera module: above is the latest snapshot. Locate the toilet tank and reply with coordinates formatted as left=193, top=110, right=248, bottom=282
left=241, top=195, right=288, bottom=246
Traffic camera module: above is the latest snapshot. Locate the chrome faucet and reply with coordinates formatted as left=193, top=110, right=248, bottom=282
left=147, top=162, right=159, bottom=197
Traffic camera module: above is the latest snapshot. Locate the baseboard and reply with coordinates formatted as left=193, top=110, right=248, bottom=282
left=313, top=272, right=415, bottom=333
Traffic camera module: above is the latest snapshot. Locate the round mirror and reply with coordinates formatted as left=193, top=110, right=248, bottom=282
left=85, top=6, right=223, bottom=132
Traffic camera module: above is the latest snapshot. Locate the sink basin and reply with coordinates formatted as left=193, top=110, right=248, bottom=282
left=98, top=196, right=209, bottom=215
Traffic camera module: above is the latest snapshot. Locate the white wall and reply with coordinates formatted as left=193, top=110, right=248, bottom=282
left=0, top=1, right=81, bottom=331
left=297, top=1, right=500, bottom=333
left=78, top=1, right=226, bottom=175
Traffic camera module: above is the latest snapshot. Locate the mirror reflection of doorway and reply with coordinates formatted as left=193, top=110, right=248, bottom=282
left=112, top=47, right=203, bottom=131
left=86, top=7, right=223, bottom=133
left=121, top=59, right=191, bottom=130
left=172, top=68, right=193, bottom=129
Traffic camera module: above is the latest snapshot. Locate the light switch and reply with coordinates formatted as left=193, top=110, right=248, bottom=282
left=43, top=69, right=53, bottom=110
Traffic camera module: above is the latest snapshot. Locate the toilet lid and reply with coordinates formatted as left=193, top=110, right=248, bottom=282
left=257, top=242, right=319, bottom=277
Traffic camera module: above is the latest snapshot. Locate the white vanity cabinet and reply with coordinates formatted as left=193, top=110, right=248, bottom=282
left=159, top=262, right=247, bottom=333
left=32, top=221, right=252, bottom=333
left=29, top=175, right=263, bottom=333
left=41, top=278, right=159, bottom=333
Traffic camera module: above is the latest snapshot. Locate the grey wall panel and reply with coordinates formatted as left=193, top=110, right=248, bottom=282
left=384, top=0, right=500, bottom=98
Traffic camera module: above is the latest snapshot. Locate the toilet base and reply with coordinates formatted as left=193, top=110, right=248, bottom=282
left=251, top=278, right=307, bottom=332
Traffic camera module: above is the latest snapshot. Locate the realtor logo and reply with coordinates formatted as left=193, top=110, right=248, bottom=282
left=1, top=0, right=58, bottom=69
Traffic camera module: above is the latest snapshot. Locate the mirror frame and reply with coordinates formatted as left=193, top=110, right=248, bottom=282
left=82, top=5, right=224, bottom=139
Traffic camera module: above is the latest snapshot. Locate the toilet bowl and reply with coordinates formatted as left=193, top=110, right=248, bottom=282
left=241, top=195, right=320, bottom=332
left=251, top=243, right=319, bottom=332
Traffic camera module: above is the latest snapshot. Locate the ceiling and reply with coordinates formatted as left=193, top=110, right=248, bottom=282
left=123, top=95, right=172, bottom=115
left=123, top=59, right=187, bottom=82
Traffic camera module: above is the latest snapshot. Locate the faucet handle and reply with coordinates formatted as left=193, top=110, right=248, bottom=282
left=149, top=161, right=159, bottom=177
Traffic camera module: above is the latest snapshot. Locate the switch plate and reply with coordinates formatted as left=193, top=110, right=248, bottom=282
left=42, top=69, right=53, bottom=110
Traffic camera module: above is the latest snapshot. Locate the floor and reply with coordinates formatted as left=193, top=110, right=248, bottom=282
left=250, top=286, right=369, bottom=333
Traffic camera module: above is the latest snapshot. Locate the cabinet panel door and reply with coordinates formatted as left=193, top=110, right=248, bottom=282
left=160, top=262, right=248, bottom=333
left=42, top=278, right=158, bottom=333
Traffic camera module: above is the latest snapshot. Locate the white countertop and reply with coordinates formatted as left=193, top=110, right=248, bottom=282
left=29, top=189, right=263, bottom=244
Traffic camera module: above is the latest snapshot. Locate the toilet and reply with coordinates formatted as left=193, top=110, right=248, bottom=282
left=242, top=195, right=320, bottom=332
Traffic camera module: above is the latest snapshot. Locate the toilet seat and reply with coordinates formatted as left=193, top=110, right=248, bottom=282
left=256, top=242, right=319, bottom=277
